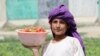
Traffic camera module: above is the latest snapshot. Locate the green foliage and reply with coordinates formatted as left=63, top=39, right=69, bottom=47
left=0, top=37, right=100, bottom=56
left=0, top=42, right=33, bottom=56
left=84, top=38, right=100, bottom=56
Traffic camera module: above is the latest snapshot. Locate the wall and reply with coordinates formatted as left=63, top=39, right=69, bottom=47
left=38, top=0, right=68, bottom=18
left=98, top=0, right=100, bottom=16
left=0, top=0, right=98, bottom=21
left=6, top=0, right=38, bottom=20
left=0, top=0, right=6, bottom=20
left=69, top=0, right=98, bottom=17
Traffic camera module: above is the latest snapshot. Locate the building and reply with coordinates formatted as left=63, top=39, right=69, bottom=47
left=0, top=0, right=99, bottom=26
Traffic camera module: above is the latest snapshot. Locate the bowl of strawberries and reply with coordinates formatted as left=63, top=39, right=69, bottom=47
left=16, top=26, right=48, bottom=47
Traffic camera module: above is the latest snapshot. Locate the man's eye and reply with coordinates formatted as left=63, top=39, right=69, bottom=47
left=52, top=21, right=57, bottom=23
left=60, top=21, right=65, bottom=24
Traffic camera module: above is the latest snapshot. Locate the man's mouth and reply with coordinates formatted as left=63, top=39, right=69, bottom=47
left=55, top=29, right=61, bottom=32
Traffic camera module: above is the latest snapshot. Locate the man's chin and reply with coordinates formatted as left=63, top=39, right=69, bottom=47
left=55, top=33, right=63, bottom=36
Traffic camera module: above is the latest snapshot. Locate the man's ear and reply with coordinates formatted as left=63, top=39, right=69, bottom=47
left=49, top=22, right=52, bottom=26
left=49, top=23, right=52, bottom=29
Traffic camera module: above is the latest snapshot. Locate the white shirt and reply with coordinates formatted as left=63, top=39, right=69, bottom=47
left=43, top=36, right=85, bottom=56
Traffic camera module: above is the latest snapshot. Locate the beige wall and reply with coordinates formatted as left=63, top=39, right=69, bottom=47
left=0, top=0, right=6, bottom=28
left=0, top=0, right=6, bottom=20
left=69, top=0, right=98, bottom=17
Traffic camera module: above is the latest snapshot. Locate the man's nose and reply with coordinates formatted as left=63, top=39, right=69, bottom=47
left=56, top=23, right=60, bottom=27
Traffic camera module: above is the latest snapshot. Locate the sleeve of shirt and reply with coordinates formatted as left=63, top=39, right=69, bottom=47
left=73, top=38, right=85, bottom=56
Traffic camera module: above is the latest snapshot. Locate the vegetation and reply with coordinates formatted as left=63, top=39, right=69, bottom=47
left=0, top=36, right=100, bottom=56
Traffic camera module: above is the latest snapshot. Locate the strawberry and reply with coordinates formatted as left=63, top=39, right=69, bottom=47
left=21, top=26, right=46, bottom=32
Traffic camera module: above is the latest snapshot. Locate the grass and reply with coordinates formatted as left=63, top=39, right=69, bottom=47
left=0, top=37, right=100, bottom=56
left=0, top=41, right=33, bottom=56
left=84, top=38, right=100, bottom=56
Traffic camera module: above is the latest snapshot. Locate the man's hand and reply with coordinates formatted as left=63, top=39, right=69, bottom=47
left=22, top=44, right=41, bottom=56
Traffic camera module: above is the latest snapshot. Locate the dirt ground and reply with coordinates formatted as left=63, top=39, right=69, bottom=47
left=78, top=26, right=100, bottom=38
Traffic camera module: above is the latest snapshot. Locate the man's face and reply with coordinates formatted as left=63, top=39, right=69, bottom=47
left=50, top=18, right=69, bottom=36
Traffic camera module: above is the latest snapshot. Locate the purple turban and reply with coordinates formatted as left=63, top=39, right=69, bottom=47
left=48, top=5, right=85, bottom=52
